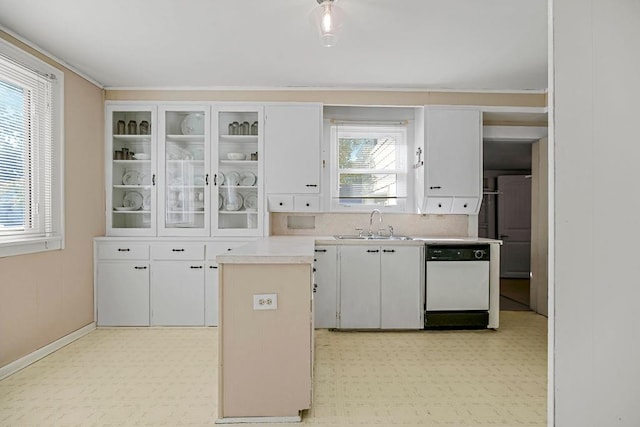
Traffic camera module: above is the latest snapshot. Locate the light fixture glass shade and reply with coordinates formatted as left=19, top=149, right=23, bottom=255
left=313, top=0, right=344, bottom=47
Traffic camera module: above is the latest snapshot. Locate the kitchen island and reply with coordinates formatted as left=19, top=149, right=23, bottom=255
left=215, top=237, right=316, bottom=424
left=215, top=235, right=501, bottom=423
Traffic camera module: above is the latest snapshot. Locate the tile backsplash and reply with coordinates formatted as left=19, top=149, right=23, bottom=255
left=270, top=213, right=473, bottom=237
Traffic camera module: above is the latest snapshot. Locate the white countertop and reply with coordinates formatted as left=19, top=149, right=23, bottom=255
left=216, top=235, right=501, bottom=264
left=216, top=236, right=316, bottom=264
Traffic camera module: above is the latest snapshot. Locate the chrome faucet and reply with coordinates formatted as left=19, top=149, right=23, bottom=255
left=369, top=209, right=383, bottom=236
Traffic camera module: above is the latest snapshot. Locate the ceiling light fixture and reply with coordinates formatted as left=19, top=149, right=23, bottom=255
left=313, top=0, right=344, bottom=48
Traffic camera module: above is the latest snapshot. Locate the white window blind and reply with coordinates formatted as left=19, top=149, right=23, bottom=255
left=331, top=125, right=407, bottom=210
left=0, top=40, right=63, bottom=256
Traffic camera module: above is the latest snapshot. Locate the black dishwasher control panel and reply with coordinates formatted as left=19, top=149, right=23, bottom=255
left=426, top=245, right=490, bottom=261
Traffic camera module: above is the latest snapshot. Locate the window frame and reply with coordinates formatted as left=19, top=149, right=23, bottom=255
left=0, top=38, right=64, bottom=258
left=329, top=124, right=408, bottom=212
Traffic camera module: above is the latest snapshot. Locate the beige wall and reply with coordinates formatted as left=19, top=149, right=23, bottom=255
left=106, top=89, right=546, bottom=108
left=0, top=32, right=105, bottom=367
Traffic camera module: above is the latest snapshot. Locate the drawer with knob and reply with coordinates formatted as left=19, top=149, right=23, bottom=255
left=151, top=243, right=205, bottom=260
left=451, top=197, right=479, bottom=214
left=97, top=242, right=149, bottom=260
left=425, top=197, right=453, bottom=214
left=294, top=196, right=320, bottom=212
left=268, top=195, right=294, bottom=212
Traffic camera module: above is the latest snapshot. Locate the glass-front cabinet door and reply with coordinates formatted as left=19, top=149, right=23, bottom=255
left=106, top=104, right=157, bottom=236
left=158, top=106, right=210, bottom=236
left=212, top=106, right=264, bottom=236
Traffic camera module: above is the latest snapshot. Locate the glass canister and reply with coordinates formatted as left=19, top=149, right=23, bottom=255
left=230, top=121, right=239, bottom=135
left=127, top=120, right=137, bottom=135
left=241, top=121, right=250, bottom=135
left=250, top=121, right=258, bottom=135
left=139, top=120, right=149, bottom=135
left=116, top=120, right=126, bottom=134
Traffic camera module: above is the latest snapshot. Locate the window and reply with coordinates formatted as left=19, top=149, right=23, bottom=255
left=330, top=125, right=407, bottom=210
left=0, top=39, right=63, bottom=257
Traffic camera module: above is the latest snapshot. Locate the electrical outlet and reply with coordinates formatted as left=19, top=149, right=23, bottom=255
left=253, top=293, right=278, bottom=310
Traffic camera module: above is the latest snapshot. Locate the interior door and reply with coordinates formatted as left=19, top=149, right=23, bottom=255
left=497, top=175, right=532, bottom=278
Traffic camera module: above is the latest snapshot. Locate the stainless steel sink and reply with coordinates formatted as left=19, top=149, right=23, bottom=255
left=334, top=235, right=413, bottom=241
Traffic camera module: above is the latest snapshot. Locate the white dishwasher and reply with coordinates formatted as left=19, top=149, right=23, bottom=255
left=425, top=244, right=490, bottom=329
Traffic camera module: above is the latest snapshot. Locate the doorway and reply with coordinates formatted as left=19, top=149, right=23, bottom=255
left=479, top=139, right=535, bottom=311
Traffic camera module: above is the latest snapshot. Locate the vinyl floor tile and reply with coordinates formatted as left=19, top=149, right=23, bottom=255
left=0, top=311, right=547, bottom=426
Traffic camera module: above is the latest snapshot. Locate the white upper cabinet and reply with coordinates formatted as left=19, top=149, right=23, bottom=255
left=265, top=104, right=322, bottom=195
left=212, top=105, right=264, bottom=237
left=158, top=106, right=211, bottom=237
left=106, top=102, right=265, bottom=237
left=106, top=104, right=157, bottom=236
left=416, top=107, right=482, bottom=214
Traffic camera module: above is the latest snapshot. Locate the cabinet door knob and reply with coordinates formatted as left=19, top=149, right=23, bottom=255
left=314, top=249, right=327, bottom=253
left=190, top=265, right=203, bottom=269
left=463, top=203, right=468, bottom=208
left=205, top=174, right=209, bottom=186
left=134, top=266, right=147, bottom=270
left=366, top=249, right=379, bottom=253
left=209, top=265, right=218, bottom=269
left=438, top=203, right=442, bottom=208
left=117, top=248, right=130, bottom=252
left=430, top=186, right=441, bottom=189
left=383, top=249, right=396, bottom=253
left=152, top=174, right=156, bottom=186
left=306, top=203, right=310, bottom=207
left=213, top=174, right=217, bottom=186
left=305, top=184, right=318, bottom=187
left=172, top=248, right=185, bottom=252
left=279, top=202, right=283, bottom=206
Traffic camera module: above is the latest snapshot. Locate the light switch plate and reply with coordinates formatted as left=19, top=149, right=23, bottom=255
left=253, top=293, right=278, bottom=310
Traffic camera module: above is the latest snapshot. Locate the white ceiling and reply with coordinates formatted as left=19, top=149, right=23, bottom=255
left=0, top=0, right=548, bottom=91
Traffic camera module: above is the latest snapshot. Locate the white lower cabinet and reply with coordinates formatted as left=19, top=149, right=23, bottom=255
left=151, top=261, right=205, bottom=326
left=97, top=262, right=150, bottom=326
left=95, top=238, right=251, bottom=327
left=380, top=246, right=424, bottom=329
left=338, top=245, right=423, bottom=329
left=205, top=262, right=219, bottom=326
left=313, top=245, right=337, bottom=328
left=339, top=246, right=382, bottom=329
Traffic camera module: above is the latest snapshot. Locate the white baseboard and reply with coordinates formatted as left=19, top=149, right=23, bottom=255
left=0, top=322, right=96, bottom=381
left=215, top=415, right=302, bottom=424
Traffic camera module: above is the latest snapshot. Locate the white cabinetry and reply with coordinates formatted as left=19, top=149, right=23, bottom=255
left=265, top=104, right=321, bottom=195
left=265, top=104, right=322, bottom=213
left=205, top=262, right=219, bottom=326
left=95, top=238, right=252, bottom=327
left=158, top=106, right=211, bottom=236
left=338, top=245, right=423, bottom=329
left=151, top=261, right=205, bottom=326
left=106, top=105, right=157, bottom=236
left=339, top=246, right=381, bottom=329
left=416, top=107, right=482, bottom=214
left=380, top=246, right=424, bottom=329
left=213, top=106, right=264, bottom=236
left=150, top=242, right=205, bottom=325
left=313, top=245, right=338, bottom=328
left=106, top=102, right=265, bottom=238
left=95, top=242, right=150, bottom=326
